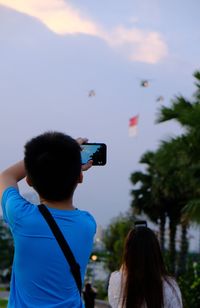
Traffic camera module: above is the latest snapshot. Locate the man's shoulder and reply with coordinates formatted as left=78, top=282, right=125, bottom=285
left=78, top=209, right=95, bottom=219
left=2, top=186, right=19, bottom=199
left=1, top=186, right=36, bottom=227
left=77, top=211, right=96, bottom=238
left=76, top=209, right=96, bottom=228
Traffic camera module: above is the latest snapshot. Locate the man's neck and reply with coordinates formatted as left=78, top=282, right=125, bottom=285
left=39, top=197, right=75, bottom=210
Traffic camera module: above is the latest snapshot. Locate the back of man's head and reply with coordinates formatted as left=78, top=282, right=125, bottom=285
left=24, top=131, right=81, bottom=201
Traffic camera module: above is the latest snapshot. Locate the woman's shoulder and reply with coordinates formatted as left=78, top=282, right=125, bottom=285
left=110, top=271, right=122, bottom=278
left=108, top=271, right=123, bottom=308
left=163, top=276, right=180, bottom=291
left=163, top=277, right=183, bottom=307
left=109, top=271, right=122, bottom=284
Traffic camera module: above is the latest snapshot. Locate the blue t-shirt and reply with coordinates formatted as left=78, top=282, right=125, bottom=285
left=1, top=187, right=96, bottom=308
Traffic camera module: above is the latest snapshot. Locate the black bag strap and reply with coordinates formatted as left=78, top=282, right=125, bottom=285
left=38, top=204, right=82, bottom=296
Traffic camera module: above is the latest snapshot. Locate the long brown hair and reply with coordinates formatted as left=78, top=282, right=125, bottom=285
left=121, top=227, right=170, bottom=308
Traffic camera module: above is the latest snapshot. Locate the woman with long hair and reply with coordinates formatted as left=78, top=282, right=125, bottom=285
left=108, top=226, right=182, bottom=308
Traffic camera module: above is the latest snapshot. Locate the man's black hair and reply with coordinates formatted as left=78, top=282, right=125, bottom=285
left=24, top=131, right=81, bottom=201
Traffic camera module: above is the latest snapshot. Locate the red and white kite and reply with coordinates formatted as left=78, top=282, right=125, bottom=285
left=129, top=115, right=139, bottom=137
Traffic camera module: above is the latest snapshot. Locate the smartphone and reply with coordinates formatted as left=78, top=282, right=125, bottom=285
left=81, top=143, right=107, bottom=166
left=134, top=220, right=147, bottom=228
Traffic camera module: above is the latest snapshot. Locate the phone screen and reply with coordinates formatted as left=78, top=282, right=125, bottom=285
left=81, top=143, right=107, bottom=166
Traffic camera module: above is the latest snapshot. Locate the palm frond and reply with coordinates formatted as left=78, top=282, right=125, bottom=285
left=130, top=171, right=151, bottom=185
left=156, top=96, right=193, bottom=126
left=183, top=199, right=200, bottom=224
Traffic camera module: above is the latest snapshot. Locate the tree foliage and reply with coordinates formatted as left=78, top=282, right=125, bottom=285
left=130, top=71, right=200, bottom=274
left=0, top=219, right=14, bottom=282
left=157, top=71, right=200, bottom=222
left=102, top=213, right=135, bottom=272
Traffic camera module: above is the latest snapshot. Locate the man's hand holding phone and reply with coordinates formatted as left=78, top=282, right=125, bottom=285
left=76, top=138, right=93, bottom=171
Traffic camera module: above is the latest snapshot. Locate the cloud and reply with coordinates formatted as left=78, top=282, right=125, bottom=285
left=105, top=27, right=168, bottom=64
left=0, top=0, right=99, bottom=35
left=0, top=0, right=168, bottom=63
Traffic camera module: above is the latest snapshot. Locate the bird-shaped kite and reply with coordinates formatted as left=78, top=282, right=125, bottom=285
left=156, top=96, right=164, bottom=102
left=88, top=90, right=96, bottom=97
left=141, top=80, right=150, bottom=87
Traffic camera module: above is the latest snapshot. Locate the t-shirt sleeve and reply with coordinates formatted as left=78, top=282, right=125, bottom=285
left=108, top=272, right=122, bottom=308
left=168, top=283, right=183, bottom=308
left=108, top=273, right=116, bottom=307
left=1, top=187, right=35, bottom=229
left=164, top=279, right=183, bottom=308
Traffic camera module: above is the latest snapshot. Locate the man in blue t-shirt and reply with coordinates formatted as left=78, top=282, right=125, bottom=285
left=0, top=132, right=96, bottom=308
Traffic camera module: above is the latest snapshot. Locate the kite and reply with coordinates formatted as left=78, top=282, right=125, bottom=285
left=156, top=96, right=164, bottom=102
left=88, top=90, right=96, bottom=97
left=141, top=80, right=149, bottom=87
left=129, top=115, right=139, bottom=137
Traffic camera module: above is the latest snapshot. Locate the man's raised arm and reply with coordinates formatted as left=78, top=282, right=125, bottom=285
left=0, top=160, right=26, bottom=201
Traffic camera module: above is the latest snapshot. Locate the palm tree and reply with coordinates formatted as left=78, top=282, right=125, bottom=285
left=155, top=138, right=192, bottom=274
left=131, top=138, right=193, bottom=274
left=156, top=71, right=200, bottom=223
left=156, top=71, right=200, bottom=273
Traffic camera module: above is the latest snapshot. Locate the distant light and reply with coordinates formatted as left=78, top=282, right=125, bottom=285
left=91, top=255, right=98, bottom=261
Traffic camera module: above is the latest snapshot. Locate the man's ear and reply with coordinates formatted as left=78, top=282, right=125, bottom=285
left=26, top=176, right=33, bottom=187
left=78, top=172, right=83, bottom=183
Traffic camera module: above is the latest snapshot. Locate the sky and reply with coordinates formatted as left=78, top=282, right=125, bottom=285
left=0, top=0, right=200, bottom=244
